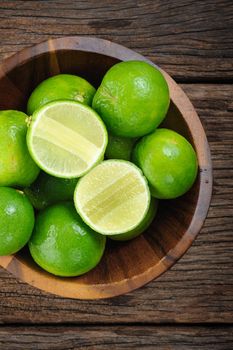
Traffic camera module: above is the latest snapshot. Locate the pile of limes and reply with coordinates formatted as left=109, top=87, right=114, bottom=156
left=0, top=61, right=198, bottom=277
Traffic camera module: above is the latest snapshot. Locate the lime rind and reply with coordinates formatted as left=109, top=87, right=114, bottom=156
left=24, top=172, right=78, bottom=210
left=133, top=128, right=198, bottom=199
left=0, top=187, right=35, bottom=256
left=105, top=134, right=136, bottom=161
left=74, top=159, right=151, bottom=236
left=92, top=60, right=170, bottom=138
left=0, top=110, right=40, bottom=187
left=27, top=100, right=108, bottom=178
left=27, top=74, right=96, bottom=115
left=28, top=202, right=106, bottom=277
left=29, top=231, right=106, bottom=277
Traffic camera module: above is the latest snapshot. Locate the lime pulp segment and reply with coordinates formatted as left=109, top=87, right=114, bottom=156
left=74, top=160, right=150, bottom=235
left=27, top=101, right=108, bottom=178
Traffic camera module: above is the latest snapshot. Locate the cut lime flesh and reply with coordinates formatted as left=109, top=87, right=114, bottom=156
left=74, top=160, right=150, bottom=235
left=110, top=198, right=158, bottom=241
left=27, top=100, right=108, bottom=178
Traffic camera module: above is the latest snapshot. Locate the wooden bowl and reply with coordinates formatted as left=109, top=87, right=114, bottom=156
left=0, top=37, right=212, bottom=299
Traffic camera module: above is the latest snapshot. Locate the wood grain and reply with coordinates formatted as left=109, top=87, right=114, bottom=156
left=0, top=0, right=232, bottom=82
left=0, top=326, right=233, bottom=349
left=0, top=84, right=232, bottom=323
left=0, top=2, right=232, bottom=348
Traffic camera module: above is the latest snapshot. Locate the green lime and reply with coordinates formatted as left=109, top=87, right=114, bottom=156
left=27, top=74, right=96, bottom=115
left=27, top=100, right=108, bottom=178
left=105, top=134, right=136, bottom=161
left=74, top=160, right=151, bottom=237
left=0, top=187, right=35, bottom=256
left=29, top=202, right=106, bottom=277
left=0, top=110, right=40, bottom=187
left=110, top=198, right=158, bottom=241
left=92, top=60, right=170, bottom=138
left=24, top=172, right=78, bottom=210
left=133, top=128, right=198, bottom=199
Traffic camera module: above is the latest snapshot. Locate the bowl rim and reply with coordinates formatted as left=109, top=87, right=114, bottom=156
left=0, top=36, right=213, bottom=299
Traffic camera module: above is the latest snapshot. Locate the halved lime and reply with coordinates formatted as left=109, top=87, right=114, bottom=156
left=27, top=100, right=108, bottom=178
left=74, top=160, right=151, bottom=236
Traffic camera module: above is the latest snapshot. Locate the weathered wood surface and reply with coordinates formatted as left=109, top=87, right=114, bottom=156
left=0, top=326, right=233, bottom=350
left=0, top=1, right=232, bottom=347
left=0, top=0, right=232, bottom=82
left=0, top=84, right=232, bottom=324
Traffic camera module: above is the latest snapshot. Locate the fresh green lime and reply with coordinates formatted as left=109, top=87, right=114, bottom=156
left=24, top=172, right=78, bottom=210
left=92, top=60, right=170, bottom=138
left=105, top=134, right=136, bottom=161
left=27, top=100, right=108, bottom=178
left=0, top=110, right=40, bottom=187
left=27, top=74, right=96, bottom=115
left=0, top=187, right=35, bottom=256
left=133, top=128, right=198, bottom=199
left=74, top=160, right=151, bottom=236
left=29, top=202, right=106, bottom=277
left=110, top=198, right=158, bottom=241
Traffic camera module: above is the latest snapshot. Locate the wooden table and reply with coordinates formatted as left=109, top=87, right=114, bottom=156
left=0, top=1, right=232, bottom=348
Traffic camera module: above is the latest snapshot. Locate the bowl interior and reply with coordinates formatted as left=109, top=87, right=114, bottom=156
left=0, top=46, right=202, bottom=298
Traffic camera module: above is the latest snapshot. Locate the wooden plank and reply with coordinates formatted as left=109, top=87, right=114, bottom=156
left=0, top=84, right=232, bottom=324
left=0, top=0, right=232, bottom=81
left=0, top=326, right=233, bottom=349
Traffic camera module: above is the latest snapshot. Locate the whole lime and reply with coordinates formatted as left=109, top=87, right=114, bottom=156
left=105, top=134, right=136, bottom=161
left=29, top=202, right=106, bottom=277
left=110, top=198, right=158, bottom=241
left=0, top=187, right=35, bottom=256
left=27, top=74, right=96, bottom=115
left=92, top=60, right=170, bottom=138
left=24, top=172, right=78, bottom=210
left=133, top=128, right=198, bottom=199
left=0, top=110, right=40, bottom=187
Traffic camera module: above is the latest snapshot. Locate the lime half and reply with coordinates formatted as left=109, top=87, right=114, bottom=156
left=74, top=160, right=151, bottom=236
left=27, top=100, right=108, bottom=178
